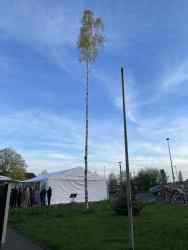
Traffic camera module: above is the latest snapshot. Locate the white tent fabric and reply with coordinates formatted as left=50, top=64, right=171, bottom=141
left=0, top=176, right=11, bottom=182
left=23, top=167, right=107, bottom=204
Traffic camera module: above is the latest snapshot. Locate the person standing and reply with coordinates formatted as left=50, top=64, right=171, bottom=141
left=17, top=188, right=22, bottom=208
left=10, top=188, right=14, bottom=209
left=34, top=189, right=40, bottom=206
left=29, top=187, right=34, bottom=207
left=47, top=187, right=52, bottom=206
left=40, top=187, right=46, bottom=207
left=13, top=187, right=18, bottom=208
left=25, top=187, right=30, bottom=208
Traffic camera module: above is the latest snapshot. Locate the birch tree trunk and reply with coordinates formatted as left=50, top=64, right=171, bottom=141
left=84, top=60, right=89, bottom=209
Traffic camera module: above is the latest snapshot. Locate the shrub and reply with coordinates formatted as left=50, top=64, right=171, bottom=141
left=108, top=173, right=119, bottom=199
left=111, top=182, right=143, bottom=216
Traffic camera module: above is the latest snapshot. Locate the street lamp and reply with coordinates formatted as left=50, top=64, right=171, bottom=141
left=166, top=138, right=175, bottom=184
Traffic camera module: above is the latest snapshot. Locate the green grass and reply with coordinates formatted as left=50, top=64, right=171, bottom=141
left=9, top=202, right=188, bottom=250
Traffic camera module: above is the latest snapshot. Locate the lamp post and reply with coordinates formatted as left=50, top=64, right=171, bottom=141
left=166, top=138, right=175, bottom=184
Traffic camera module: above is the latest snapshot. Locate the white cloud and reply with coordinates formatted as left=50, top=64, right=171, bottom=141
left=93, top=68, right=140, bottom=123
left=162, top=60, right=188, bottom=90
left=0, top=1, right=78, bottom=47
left=0, top=0, right=84, bottom=78
left=0, top=109, right=187, bottom=179
left=0, top=110, right=122, bottom=174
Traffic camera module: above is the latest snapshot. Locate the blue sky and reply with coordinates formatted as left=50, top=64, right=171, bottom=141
left=0, top=0, right=188, bottom=179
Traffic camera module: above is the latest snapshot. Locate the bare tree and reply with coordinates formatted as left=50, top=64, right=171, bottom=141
left=77, top=10, right=105, bottom=208
left=160, top=169, right=168, bottom=184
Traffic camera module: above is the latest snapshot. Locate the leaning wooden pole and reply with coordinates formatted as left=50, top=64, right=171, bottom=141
left=121, top=67, right=135, bottom=250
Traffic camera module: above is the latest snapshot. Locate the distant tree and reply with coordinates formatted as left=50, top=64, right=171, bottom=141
left=108, top=173, right=118, bottom=198
left=160, top=169, right=168, bottom=184
left=77, top=9, right=105, bottom=208
left=178, top=170, right=184, bottom=183
left=25, top=172, right=36, bottom=179
left=122, top=170, right=132, bottom=182
left=40, top=169, right=48, bottom=176
left=0, top=148, right=26, bottom=180
left=133, top=168, right=160, bottom=192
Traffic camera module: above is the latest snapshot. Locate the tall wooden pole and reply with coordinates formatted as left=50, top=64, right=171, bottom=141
left=121, top=67, right=135, bottom=250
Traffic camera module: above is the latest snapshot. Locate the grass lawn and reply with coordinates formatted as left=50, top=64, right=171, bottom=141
left=9, top=201, right=188, bottom=250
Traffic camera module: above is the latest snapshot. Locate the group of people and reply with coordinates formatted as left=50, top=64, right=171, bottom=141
left=10, top=186, right=52, bottom=208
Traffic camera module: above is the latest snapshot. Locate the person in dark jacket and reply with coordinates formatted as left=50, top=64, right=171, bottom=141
left=17, top=188, right=22, bottom=208
left=29, top=187, right=34, bottom=207
left=10, top=188, right=14, bottom=208
left=12, top=187, right=18, bottom=208
left=40, top=187, right=46, bottom=207
left=47, top=187, right=52, bottom=206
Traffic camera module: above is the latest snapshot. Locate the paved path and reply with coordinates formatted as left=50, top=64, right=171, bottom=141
left=2, top=229, right=48, bottom=250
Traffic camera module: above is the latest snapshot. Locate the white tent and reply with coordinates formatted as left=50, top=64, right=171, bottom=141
left=0, top=176, right=11, bottom=182
left=23, top=167, right=107, bottom=204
